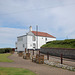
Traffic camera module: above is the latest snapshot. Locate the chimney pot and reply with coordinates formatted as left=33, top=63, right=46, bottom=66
left=29, top=26, right=32, bottom=31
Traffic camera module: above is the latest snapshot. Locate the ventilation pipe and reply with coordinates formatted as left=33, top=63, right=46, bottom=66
left=29, top=26, right=32, bottom=31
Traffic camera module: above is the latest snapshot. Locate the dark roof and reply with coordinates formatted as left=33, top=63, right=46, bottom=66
left=17, top=35, right=26, bottom=38
left=32, top=31, right=56, bottom=38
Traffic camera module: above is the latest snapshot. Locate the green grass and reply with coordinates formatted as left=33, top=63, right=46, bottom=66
left=41, top=39, right=75, bottom=49
left=0, top=67, right=36, bottom=75
left=0, top=53, right=13, bottom=62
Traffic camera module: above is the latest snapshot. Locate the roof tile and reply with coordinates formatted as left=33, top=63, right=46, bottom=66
left=32, top=31, right=56, bottom=38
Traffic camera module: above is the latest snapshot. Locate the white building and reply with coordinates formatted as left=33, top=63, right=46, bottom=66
left=16, top=26, right=56, bottom=51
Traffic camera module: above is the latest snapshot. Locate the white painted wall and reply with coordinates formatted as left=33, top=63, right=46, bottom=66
left=37, top=36, right=56, bottom=49
left=27, top=35, right=56, bottom=49
left=27, top=35, right=33, bottom=49
left=16, top=36, right=27, bottom=51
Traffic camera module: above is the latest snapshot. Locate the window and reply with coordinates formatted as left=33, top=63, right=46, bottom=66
left=33, top=36, right=35, bottom=41
left=30, top=44, right=32, bottom=46
left=15, top=42, right=17, bottom=45
left=45, top=38, right=47, bottom=41
left=33, top=43, right=36, bottom=48
left=18, top=37, right=23, bottom=41
left=23, top=44, right=24, bottom=47
left=33, top=43, right=35, bottom=46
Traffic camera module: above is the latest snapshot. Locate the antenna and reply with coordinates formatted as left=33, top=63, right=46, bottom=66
left=36, top=25, right=38, bottom=50
left=66, top=36, right=68, bottom=39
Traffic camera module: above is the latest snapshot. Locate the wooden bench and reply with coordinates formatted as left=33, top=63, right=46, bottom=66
left=36, top=54, right=44, bottom=64
left=18, top=51, right=23, bottom=57
left=32, top=56, right=36, bottom=62
left=32, top=54, right=44, bottom=64
left=23, top=53, right=30, bottom=59
left=11, top=51, right=14, bottom=54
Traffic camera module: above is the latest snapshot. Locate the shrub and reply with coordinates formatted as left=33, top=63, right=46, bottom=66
left=0, top=48, right=12, bottom=53
left=42, top=39, right=75, bottom=49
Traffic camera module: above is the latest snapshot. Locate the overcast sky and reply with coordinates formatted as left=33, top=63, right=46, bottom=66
left=0, top=0, right=75, bottom=48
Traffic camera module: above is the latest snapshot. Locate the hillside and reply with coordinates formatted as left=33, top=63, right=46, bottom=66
left=41, top=39, right=75, bottom=49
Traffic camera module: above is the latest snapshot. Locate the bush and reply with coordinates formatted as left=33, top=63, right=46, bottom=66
left=42, top=39, right=75, bottom=49
left=0, top=48, right=12, bottom=53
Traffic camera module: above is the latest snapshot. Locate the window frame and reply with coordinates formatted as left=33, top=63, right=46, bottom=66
left=33, top=36, right=36, bottom=41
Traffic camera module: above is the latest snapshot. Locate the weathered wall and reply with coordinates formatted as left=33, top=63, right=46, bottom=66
left=40, top=48, right=75, bottom=59
left=17, top=36, right=27, bottom=51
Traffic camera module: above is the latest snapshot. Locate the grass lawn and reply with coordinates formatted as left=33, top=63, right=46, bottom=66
left=0, top=67, right=36, bottom=75
left=0, top=53, right=13, bottom=62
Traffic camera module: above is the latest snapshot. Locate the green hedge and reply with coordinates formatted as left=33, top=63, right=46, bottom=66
left=0, top=48, right=12, bottom=53
left=42, top=39, right=75, bottom=49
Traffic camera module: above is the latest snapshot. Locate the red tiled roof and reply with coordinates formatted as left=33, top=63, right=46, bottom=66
left=32, top=31, right=56, bottom=38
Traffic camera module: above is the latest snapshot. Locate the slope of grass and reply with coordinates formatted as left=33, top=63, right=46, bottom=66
left=41, top=39, right=75, bottom=49
left=0, top=67, right=36, bottom=75
left=0, top=53, right=13, bottom=62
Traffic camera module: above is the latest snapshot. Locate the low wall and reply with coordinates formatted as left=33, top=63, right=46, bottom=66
left=40, top=48, right=75, bottom=59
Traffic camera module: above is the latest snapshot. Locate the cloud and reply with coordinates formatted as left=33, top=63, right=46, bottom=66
left=0, top=0, right=75, bottom=47
left=50, top=2, right=75, bottom=39
left=0, top=27, right=28, bottom=48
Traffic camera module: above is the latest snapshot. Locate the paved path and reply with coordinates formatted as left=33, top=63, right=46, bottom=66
left=0, top=53, right=75, bottom=75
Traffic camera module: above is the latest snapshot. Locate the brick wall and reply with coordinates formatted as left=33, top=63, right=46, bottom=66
left=40, top=48, right=75, bottom=59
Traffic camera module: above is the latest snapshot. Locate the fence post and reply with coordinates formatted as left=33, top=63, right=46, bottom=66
left=33, top=50, right=34, bottom=55
left=25, top=48, right=26, bottom=53
left=47, top=52, right=49, bottom=60
left=61, top=54, right=63, bottom=64
left=28, top=49, right=29, bottom=53
left=39, top=50, right=40, bottom=55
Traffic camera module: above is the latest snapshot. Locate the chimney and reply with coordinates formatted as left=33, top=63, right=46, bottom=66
left=29, top=26, right=32, bottom=31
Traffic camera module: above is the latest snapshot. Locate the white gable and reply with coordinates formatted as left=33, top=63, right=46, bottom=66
left=27, top=31, right=35, bottom=36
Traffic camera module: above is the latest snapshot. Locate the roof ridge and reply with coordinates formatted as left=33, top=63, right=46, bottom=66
left=32, top=31, right=48, bottom=34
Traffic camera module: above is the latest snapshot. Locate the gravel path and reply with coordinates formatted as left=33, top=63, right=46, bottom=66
left=0, top=52, right=75, bottom=75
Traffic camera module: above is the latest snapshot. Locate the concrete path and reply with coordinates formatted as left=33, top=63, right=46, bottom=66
left=0, top=52, right=75, bottom=75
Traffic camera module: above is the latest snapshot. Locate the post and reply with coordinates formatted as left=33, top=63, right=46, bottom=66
left=16, top=47, right=17, bottom=49
left=28, top=49, right=29, bottom=53
left=61, top=54, right=63, bottom=64
left=47, top=52, right=49, bottom=60
left=25, top=48, right=26, bottom=53
left=33, top=50, right=34, bottom=55
left=39, top=50, right=40, bottom=55
left=16, top=47, right=17, bottom=52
